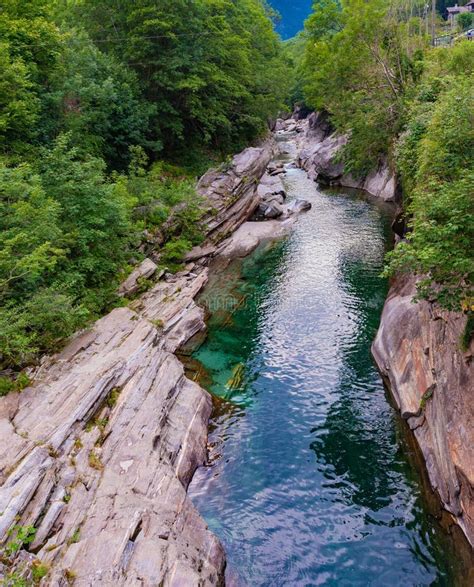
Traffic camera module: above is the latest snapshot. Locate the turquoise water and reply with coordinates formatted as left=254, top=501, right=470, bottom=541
left=188, top=160, right=466, bottom=585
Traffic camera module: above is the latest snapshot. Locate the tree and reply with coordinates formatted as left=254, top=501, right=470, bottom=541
left=44, top=33, right=158, bottom=168
left=0, top=2, right=62, bottom=154
left=457, top=12, right=473, bottom=30
left=302, top=0, right=427, bottom=174
left=385, top=43, right=474, bottom=311
left=75, top=0, right=289, bottom=155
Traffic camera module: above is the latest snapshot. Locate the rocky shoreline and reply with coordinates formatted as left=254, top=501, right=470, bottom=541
left=1, top=114, right=471, bottom=584
left=373, top=275, right=474, bottom=548
left=283, top=112, right=400, bottom=204
left=0, top=135, right=310, bottom=585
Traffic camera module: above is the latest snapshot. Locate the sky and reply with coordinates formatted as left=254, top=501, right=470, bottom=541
left=269, top=0, right=313, bottom=39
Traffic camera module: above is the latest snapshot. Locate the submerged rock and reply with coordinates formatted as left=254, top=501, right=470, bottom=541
left=286, top=199, right=312, bottom=214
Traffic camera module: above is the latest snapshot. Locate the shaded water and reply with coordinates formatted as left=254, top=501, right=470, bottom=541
left=188, top=144, right=465, bottom=585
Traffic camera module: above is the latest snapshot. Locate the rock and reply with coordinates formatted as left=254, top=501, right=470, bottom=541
left=307, top=111, right=333, bottom=142
left=0, top=267, right=225, bottom=585
left=257, top=173, right=286, bottom=201
left=254, top=201, right=284, bottom=220
left=264, top=193, right=285, bottom=206
left=198, top=139, right=278, bottom=243
left=274, top=118, right=286, bottom=132
left=298, top=132, right=347, bottom=183
left=267, top=162, right=285, bottom=176
left=219, top=220, right=294, bottom=260
left=286, top=199, right=312, bottom=214
left=372, top=274, right=474, bottom=547
left=292, top=104, right=312, bottom=121
left=184, top=244, right=217, bottom=262
left=297, top=112, right=399, bottom=203
left=118, top=259, right=157, bottom=297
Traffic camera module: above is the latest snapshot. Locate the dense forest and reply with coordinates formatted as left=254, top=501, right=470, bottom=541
left=0, top=0, right=290, bottom=374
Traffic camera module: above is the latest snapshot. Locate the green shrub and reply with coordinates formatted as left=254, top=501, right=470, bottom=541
left=385, top=72, right=474, bottom=311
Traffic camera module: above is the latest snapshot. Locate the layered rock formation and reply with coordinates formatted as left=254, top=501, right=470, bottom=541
left=295, top=112, right=400, bottom=203
left=0, top=139, right=286, bottom=585
left=0, top=269, right=223, bottom=586
left=372, top=274, right=474, bottom=546
left=198, top=142, right=278, bottom=243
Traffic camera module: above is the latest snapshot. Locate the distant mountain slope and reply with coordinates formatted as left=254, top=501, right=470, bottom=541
left=270, top=0, right=312, bottom=38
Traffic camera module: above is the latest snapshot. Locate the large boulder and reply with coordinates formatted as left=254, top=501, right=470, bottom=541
left=118, top=258, right=157, bottom=297
left=198, top=140, right=278, bottom=242
left=254, top=201, right=284, bottom=220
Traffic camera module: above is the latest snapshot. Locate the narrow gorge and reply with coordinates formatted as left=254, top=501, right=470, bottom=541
left=0, top=117, right=472, bottom=585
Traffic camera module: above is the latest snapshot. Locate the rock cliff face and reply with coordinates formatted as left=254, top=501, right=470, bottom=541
left=295, top=112, right=400, bottom=203
left=372, top=274, right=474, bottom=546
left=0, top=140, right=281, bottom=585
left=198, top=142, right=278, bottom=242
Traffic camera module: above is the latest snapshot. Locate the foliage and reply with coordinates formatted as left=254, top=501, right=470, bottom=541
left=385, top=59, right=474, bottom=311
left=74, top=0, right=289, bottom=155
left=0, top=1, right=63, bottom=156
left=43, top=33, right=158, bottom=169
left=302, top=0, right=428, bottom=175
left=457, top=12, right=473, bottom=30
left=0, top=0, right=287, bottom=370
left=0, top=139, right=207, bottom=368
left=301, top=0, right=473, bottom=312
left=0, top=372, right=30, bottom=397
left=4, top=526, right=37, bottom=557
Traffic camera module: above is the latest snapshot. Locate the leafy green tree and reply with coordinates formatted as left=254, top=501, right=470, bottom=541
left=43, top=33, right=158, bottom=168
left=385, top=43, right=474, bottom=311
left=457, top=12, right=473, bottom=31
left=75, top=0, right=289, bottom=155
left=302, top=0, right=427, bottom=174
left=0, top=2, right=62, bottom=154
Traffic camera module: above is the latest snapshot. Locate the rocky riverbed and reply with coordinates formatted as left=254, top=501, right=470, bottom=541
left=0, top=114, right=471, bottom=585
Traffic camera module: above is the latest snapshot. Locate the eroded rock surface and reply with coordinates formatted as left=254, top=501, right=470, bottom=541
left=0, top=269, right=226, bottom=586
left=198, top=141, right=278, bottom=242
left=0, top=138, right=280, bottom=585
left=118, top=258, right=158, bottom=297
left=372, top=274, right=474, bottom=546
left=295, top=113, right=399, bottom=203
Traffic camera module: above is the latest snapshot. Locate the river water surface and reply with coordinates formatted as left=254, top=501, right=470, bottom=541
left=187, top=140, right=464, bottom=585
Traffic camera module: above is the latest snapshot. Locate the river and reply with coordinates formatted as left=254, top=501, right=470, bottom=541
left=186, top=136, right=463, bottom=586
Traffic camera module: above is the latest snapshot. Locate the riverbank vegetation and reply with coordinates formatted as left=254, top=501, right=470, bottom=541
left=299, top=0, right=473, bottom=315
left=0, top=0, right=289, bottom=372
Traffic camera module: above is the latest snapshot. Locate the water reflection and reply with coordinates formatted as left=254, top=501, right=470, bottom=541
left=188, top=162, right=468, bottom=586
